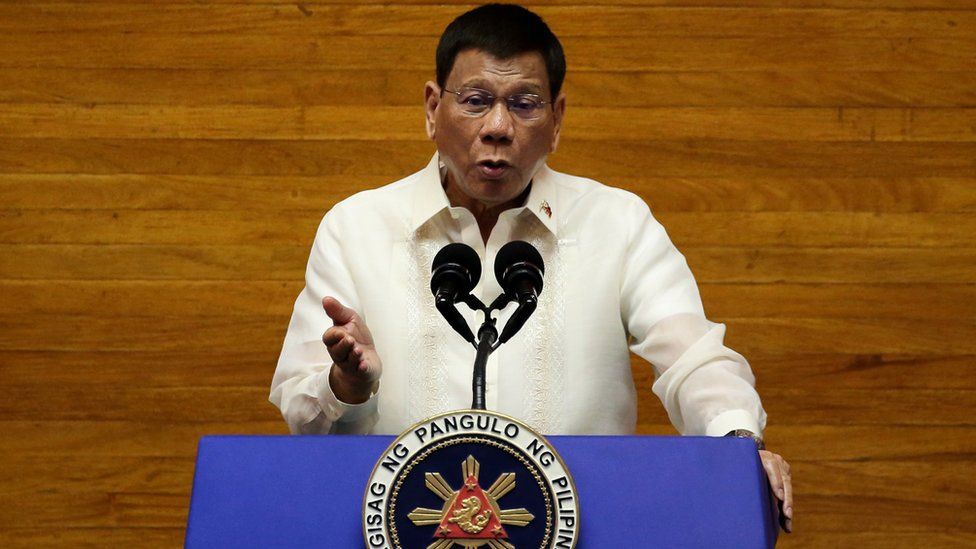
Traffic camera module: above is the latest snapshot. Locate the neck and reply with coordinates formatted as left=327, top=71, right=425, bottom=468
left=444, top=178, right=531, bottom=244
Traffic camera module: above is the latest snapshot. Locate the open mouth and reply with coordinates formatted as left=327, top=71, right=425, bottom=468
left=477, top=159, right=511, bottom=179
left=479, top=159, right=510, bottom=168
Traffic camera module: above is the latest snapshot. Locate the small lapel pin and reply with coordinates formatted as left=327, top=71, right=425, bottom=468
left=539, top=200, right=552, bottom=218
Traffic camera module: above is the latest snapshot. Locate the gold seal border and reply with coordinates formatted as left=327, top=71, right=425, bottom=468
left=362, top=410, right=581, bottom=549
left=387, top=435, right=554, bottom=549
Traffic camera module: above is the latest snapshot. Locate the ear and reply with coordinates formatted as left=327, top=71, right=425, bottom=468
left=550, top=92, right=566, bottom=153
left=424, top=81, right=441, bottom=140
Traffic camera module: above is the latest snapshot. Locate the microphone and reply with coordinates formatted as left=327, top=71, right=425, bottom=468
left=430, top=243, right=482, bottom=343
left=494, top=241, right=545, bottom=344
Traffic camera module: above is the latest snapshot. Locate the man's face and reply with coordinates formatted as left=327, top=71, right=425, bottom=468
left=424, top=49, right=566, bottom=209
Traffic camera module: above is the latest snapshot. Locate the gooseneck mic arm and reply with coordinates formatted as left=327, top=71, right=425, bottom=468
left=471, top=318, right=497, bottom=410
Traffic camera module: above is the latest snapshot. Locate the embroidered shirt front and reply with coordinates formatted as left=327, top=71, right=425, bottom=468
left=269, top=154, right=767, bottom=437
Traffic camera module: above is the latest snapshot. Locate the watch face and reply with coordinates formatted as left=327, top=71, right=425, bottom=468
left=728, top=430, right=764, bottom=450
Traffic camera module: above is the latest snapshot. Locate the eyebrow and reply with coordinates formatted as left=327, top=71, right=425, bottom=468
left=461, top=79, right=545, bottom=95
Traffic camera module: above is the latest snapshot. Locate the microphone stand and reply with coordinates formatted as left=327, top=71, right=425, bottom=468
left=460, top=294, right=512, bottom=410
left=471, top=318, right=497, bottom=410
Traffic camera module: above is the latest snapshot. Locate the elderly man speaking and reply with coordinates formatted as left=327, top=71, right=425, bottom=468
left=270, top=3, right=793, bottom=533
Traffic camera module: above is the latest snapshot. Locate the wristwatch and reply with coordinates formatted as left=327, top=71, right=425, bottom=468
left=725, top=429, right=765, bottom=450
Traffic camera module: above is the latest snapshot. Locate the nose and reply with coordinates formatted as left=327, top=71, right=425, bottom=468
left=478, top=100, right=515, bottom=144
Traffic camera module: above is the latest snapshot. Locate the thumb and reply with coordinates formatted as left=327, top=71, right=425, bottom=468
left=322, top=296, right=356, bottom=326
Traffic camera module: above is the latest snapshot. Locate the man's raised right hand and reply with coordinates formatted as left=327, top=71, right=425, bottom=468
left=322, top=296, right=382, bottom=404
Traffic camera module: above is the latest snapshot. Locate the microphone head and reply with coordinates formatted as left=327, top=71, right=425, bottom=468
left=430, top=243, right=482, bottom=299
left=494, top=240, right=544, bottom=298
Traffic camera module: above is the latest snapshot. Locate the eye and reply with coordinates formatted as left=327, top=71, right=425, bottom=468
left=510, top=95, right=541, bottom=111
left=460, top=92, right=492, bottom=108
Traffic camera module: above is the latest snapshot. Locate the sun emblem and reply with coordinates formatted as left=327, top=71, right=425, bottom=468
left=407, top=455, right=535, bottom=549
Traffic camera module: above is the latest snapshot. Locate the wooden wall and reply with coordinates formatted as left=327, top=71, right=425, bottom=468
left=1, top=1, right=974, bottom=547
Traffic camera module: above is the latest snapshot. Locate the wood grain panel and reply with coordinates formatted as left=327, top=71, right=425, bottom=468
left=0, top=455, right=192, bottom=496
left=565, top=71, right=976, bottom=108
left=4, top=383, right=971, bottom=425
left=753, top=425, right=976, bottom=462
left=661, top=212, right=976, bottom=247
left=632, top=177, right=976, bottom=213
left=3, top=0, right=976, bottom=11
left=566, top=107, right=976, bottom=142
left=2, top=33, right=974, bottom=71
left=798, top=460, right=976, bottom=508
left=1, top=139, right=974, bottom=178
left=3, top=350, right=973, bottom=391
left=0, top=281, right=303, bottom=316
left=0, top=386, right=277, bottom=423
left=0, top=244, right=310, bottom=280
left=777, top=533, right=976, bottom=549
left=0, top=315, right=289, bottom=352
left=685, top=247, right=976, bottom=283
left=2, top=174, right=973, bottom=212
left=0, top=350, right=280, bottom=387
left=4, top=68, right=975, bottom=107
left=0, top=68, right=429, bottom=107
left=5, top=244, right=975, bottom=282
left=699, top=283, right=976, bottom=319
left=780, top=461, right=976, bottom=534
left=0, top=314, right=972, bottom=354
left=0, top=209, right=325, bottom=245
left=0, top=421, right=289, bottom=456
left=632, top=353, right=976, bottom=390
left=0, top=528, right=185, bottom=548
left=4, top=210, right=974, bottom=247
left=0, top=138, right=435, bottom=176
left=2, top=2, right=973, bottom=547
left=3, top=5, right=974, bottom=38
left=0, top=174, right=377, bottom=211
left=3, top=281, right=972, bottom=319
left=796, top=493, right=974, bottom=534
left=6, top=422, right=968, bottom=461
left=636, top=386, right=976, bottom=426
left=719, top=317, right=976, bottom=355
left=0, top=491, right=188, bottom=528
left=3, top=104, right=975, bottom=142
left=762, top=388, right=976, bottom=425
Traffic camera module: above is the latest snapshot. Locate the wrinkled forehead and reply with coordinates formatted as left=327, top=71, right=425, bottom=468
left=447, top=49, right=550, bottom=96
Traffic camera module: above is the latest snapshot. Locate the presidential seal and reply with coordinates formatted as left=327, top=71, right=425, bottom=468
left=363, top=410, right=580, bottom=549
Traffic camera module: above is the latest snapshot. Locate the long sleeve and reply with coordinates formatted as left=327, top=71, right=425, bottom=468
left=620, top=199, right=767, bottom=436
left=269, top=208, right=379, bottom=434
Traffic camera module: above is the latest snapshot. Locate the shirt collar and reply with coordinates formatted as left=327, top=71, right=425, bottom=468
left=410, top=153, right=452, bottom=232
left=410, top=153, right=559, bottom=237
left=518, top=163, right=558, bottom=236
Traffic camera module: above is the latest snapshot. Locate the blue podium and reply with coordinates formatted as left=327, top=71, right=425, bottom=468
left=186, top=435, right=778, bottom=548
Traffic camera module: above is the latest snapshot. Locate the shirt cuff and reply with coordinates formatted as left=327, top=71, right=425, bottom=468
left=704, top=409, right=762, bottom=437
left=315, top=367, right=378, bottom=424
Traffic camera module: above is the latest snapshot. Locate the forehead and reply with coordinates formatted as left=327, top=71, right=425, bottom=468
left=447, top=49, right=550, bottom=93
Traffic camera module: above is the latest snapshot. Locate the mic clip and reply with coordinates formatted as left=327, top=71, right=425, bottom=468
left=455, top=293, right=512, bottom=351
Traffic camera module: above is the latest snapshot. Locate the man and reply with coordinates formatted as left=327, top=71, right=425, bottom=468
left=270, top=3, right=793, bottom=532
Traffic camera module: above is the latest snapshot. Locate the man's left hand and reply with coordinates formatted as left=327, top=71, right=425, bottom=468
left=759, top=450, right=793, bottom=533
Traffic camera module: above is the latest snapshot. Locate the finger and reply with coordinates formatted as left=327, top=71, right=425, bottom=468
left=781, top=460, right=794, bottom=532
left=322, top=326, right=349, bottom=347
left=350, top=345, right=364, bottom=364
left=322, top=296, right=357, bottom=326
left=327, top=334, right=355, bottom=366
left=761, top=453, right=786, bottom=502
